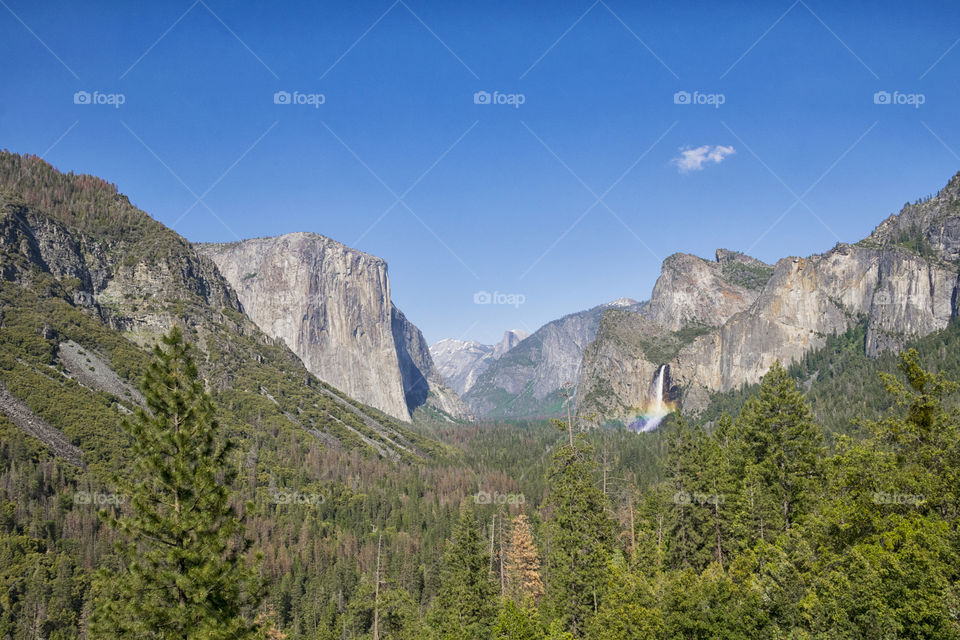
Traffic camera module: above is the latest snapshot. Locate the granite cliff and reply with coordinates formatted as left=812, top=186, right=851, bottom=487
left=0, top=151, right=440, bottom=463
left=459, top=298, right=643, bottom=418
left=198, top=233, right=469, bottom=422
left=577, top=172, right=960, bottom=423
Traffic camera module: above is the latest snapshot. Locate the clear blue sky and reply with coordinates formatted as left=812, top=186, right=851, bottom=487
left=2, top=0, right=959, bottom=344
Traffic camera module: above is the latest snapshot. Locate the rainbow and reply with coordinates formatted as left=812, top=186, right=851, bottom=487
left=626, top=365, right=675, bottom=432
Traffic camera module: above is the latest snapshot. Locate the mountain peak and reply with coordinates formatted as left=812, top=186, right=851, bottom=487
left=493, top=329, right=528, bottom=358
left=864, top=170, right=960, bottom=262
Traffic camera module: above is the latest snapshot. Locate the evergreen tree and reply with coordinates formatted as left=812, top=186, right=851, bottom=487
left=541, top=439, right=615, bottom=637
left=493, top=599, right=544, bottom=640
left=429, top=504, right=498, bottom=640
left=663, top=416, right=709, bottom=570
left=732, top=361, right=825, bottom=536
left=809, top=350, right=960, bottom=638
left=506, top=514, right=543, bottom=603
left=89, top=327, right=261, bottom=638
left=584, top=554, right=661, bottom=640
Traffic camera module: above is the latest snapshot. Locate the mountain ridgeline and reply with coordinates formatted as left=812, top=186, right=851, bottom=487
left=0, top=151, right=446, bottom=464
left=422, top=172, right=960, bottom=425
left=434, top=298, right=644, bottom=419
left=2, top=145, right=957, bottom=433
left=577, top=173, right=960, bottom=424
left=3, top=149, right=960, bottom=639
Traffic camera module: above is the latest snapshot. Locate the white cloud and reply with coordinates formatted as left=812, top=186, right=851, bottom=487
left=672, top=145, right=735, bottom=173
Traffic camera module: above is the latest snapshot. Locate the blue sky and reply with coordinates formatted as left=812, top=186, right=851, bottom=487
left=2, top=0, right=959, bottom=345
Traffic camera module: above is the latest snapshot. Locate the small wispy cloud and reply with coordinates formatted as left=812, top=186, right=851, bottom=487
left=672, top=145, right=735, bottom=173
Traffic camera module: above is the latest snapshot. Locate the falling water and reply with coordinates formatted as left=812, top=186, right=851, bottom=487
left=652, top=365, right=665, bottom=413
left=628, top=364, right=672, bottom=432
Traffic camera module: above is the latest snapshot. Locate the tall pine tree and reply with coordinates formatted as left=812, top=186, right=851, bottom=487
left=541, top=439, right=615, bottom=637
left=429, top=504, right=498, bottom=640
left=731, top=361, right=824, bottom=537
left=90, top=327, right=261, bottom=638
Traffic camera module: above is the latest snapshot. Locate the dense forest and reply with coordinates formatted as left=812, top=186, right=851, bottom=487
left=2, top=151, right=960, bottom=637
left=2, top=317, right=960, bottom=637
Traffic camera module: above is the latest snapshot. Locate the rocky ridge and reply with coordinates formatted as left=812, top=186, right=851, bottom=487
left=429, top=329, right=529, bottom=397
left=459, top=298, right=643, bottom=418
left=577, top=173, right=960, bottom=422
left=0, top=151, right=440, bottom=462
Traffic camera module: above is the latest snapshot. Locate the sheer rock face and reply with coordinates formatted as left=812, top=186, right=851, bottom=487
left=460, top=300, right=644, bottom=418
left=198, top=233, right=468, bottom=422
left=643, top=251, right=770, bottom=331
left=674, top=245, right=957, bottom=396
left=391, top=305, right=472, bottom=420
left=576, top=310, right=665, bottom=421
left=577, top=172, right=960, bottom=420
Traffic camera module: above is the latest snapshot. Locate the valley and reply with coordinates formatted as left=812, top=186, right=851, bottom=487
left=0, top=151, right=958, bottom=638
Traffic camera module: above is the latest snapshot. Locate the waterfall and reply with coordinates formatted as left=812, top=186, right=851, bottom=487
left=629, top=364, right=672, bottom=432
left=652, top=364, right=665, bottom=414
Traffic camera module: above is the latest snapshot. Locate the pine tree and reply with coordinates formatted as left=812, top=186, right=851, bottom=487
left=429, top=504, right=498, bottom=640
left=663, top=416, right=736, bottom=571
left=731, top=361, right=824, bottom=536
left=808, top=350, right=960, bottom=638
left=506, top=514, right=543, bottom=603
left=541, top=439, right=615, bottom=637
left=89, top=327, right=261, bottom=638
left=663, top=416, right=708, bottom=570
left=493, top=599, right=545, bottom=640
left=585, top=554, right=662, bottom=640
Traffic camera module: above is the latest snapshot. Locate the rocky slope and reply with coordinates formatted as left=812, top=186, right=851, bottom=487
left=0, top=151, right=444, bottom=464
left=430, top=329, right=528, bottom=396
left=461, top=298, right=643, bottom=418
left=644, top=250, right=772, bottom=331
left=391, top=305, right=471, bottom=420
left=198, top=233, right=469, bottom=422
left=577, top=173, right=960, bottom=423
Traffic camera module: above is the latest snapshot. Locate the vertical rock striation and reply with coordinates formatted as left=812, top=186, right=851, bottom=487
left=198, top=233, right=469, bottom=422
left=577, top=172, right=960, bottom=422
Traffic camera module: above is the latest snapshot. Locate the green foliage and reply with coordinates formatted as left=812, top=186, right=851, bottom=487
left=720, top=260, right=775, bottom=290
left=493, top=600, right=545, bottom=640
left=90, top=328, right=262, bottom=638
left=585, top=556, right=661, bottom=640
left=891, top=225, right=938, bottom=259
left=541, top=439, right=616, bottom=637
left=3, top=150, right=960, bottom=638
left=429, top=505, right=498, bottom=640
left=636, top=323, right=713, bottom=364
left=731, top=361, right=825, bottom=535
